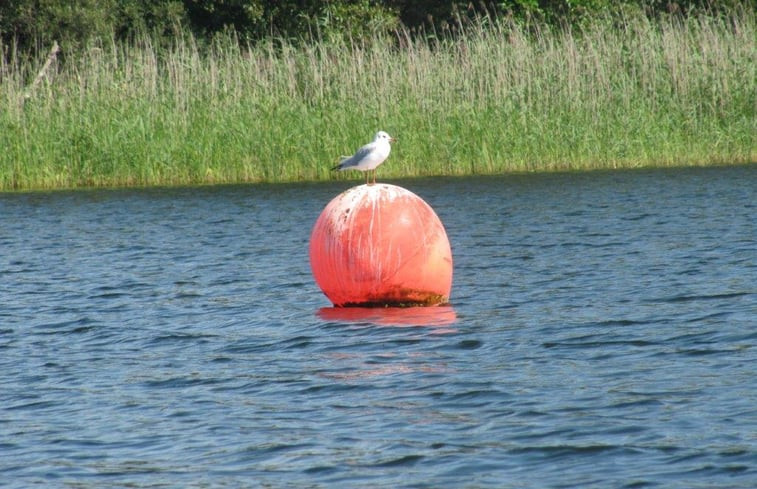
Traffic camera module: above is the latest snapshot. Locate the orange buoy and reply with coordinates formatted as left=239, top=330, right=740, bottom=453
left=309, top=183, right=453, bottom=307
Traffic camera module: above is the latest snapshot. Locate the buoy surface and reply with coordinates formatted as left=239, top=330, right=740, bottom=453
left=310, top=183, right=453, bottom=307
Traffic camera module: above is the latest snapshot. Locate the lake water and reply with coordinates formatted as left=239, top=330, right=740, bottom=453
left=1, top=166, right=755, bottom=488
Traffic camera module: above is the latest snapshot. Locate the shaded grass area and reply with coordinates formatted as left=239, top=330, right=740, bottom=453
left=1, top=7, right=755, bottom=190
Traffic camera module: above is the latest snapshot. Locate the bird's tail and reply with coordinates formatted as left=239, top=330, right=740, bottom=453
left=331, top=156, right=350, bottom=171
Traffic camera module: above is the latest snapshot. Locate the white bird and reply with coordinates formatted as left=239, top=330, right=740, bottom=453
left=331, top=131, right=396, bottom=185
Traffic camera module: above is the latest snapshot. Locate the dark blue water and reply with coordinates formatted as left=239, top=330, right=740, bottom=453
left=2, top=166, right=755, bottom=488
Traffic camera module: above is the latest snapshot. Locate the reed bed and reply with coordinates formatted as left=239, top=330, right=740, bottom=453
left=0, top=7, right=754, bottom=190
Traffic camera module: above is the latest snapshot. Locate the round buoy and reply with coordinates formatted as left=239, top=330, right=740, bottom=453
left=309, top=183, right=453, bottom=307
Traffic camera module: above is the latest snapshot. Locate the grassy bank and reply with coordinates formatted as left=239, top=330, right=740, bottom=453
left=1, top=7, right=754, bottom=190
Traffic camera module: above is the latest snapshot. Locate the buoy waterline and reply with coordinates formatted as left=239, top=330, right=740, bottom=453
left=309, top=183, right=453, bottom=307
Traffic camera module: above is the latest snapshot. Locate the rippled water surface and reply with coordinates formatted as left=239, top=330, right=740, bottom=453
left=2, top=166, right=756, bottom=488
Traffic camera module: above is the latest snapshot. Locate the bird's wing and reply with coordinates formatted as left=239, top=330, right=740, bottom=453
left=338, top=143, right=374, bottom=169
left=331, top=153, right=357, bottom=171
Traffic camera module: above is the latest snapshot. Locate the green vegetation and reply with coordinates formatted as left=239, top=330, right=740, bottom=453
left=4, top=1, right=744, bottom=52
left=0, top=5, right=754, bottom=190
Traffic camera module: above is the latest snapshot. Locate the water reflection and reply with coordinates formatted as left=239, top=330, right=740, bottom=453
left=317, top=305, right=457, bottom=331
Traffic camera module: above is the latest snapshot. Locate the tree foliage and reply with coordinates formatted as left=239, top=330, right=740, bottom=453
left=0, top=0, right=752, bottom=52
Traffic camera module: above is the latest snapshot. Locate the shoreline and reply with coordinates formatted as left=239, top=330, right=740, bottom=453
left=2, top=159, right=753, bottom=194
left=2, top=9, right=754, bottom=192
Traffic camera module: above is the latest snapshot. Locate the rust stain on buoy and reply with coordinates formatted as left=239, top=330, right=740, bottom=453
left=310, top=183, right=453, bottom=307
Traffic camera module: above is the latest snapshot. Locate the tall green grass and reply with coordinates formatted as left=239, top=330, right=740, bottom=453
left=1, top=7, right=754, bottom=190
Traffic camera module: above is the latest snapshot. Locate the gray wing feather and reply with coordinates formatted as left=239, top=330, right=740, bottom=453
left=332, top=144, right=372, bottom=170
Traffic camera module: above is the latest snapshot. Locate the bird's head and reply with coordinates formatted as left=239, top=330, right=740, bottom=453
left=375, top=131, right=396, bottom=144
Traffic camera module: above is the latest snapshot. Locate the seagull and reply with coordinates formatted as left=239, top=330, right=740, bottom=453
left=331, top=131, right=396, bottom=185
